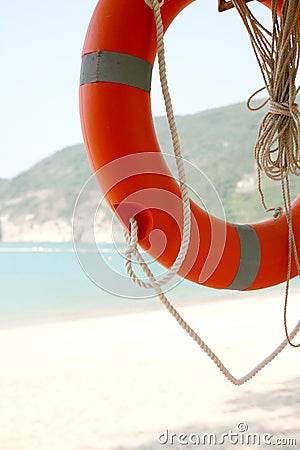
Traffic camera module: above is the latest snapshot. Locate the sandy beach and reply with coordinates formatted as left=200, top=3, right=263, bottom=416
left=0, top=289, right=299, bottom=450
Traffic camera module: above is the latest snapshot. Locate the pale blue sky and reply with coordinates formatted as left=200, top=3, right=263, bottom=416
left=0, top=0, right=271, bottom=179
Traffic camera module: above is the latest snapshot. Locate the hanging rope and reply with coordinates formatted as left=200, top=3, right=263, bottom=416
left=121, top=0, right=300, bottom=386
left=232, top=0, right=300, bottom=347
left=125, top=0, right=191, bottom=291
left=125, top=216, right=300, bottom=386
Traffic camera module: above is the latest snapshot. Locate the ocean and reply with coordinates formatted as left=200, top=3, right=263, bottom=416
left=0, top=242, right=295, bottom=328
left=0, top=242, right=215, bottom=327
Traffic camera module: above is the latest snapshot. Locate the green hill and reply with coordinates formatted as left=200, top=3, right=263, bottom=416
left=0, top=144, right=90, bottom=222
left=0, top=102, right=298, bottom=242
left=155, top=102, right=298, bottom=222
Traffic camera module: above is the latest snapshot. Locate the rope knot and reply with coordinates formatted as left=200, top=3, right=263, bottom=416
left=144, top=0, right=164, bottom=9
left=272, top=206, right=283, bottom=220
left=266, top=206, right=283, bottom=221
left=268, top=100, right=299, bottom=118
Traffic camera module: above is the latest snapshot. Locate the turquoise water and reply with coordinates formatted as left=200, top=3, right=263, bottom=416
left=0, top=242, right=231, bottom=327
left=1, top=242, right=295, bottom=328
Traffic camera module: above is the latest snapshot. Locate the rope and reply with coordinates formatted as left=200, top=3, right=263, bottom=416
left=125, top=217, right=300, bottom=386
left=120, top=0, right=300, bottom=385
left=144, top=0, right=164, bottom=7
left=232, top=0, right=300, bottom=347
left=125, top=0, right=192, bottom=291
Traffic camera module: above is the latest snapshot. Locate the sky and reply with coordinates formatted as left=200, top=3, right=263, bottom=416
left=0, top=0, right=272, bottom=179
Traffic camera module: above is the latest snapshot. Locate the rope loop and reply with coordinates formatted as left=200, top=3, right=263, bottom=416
left=124, top=218, right=160, bottom=291
left=144, top=0, right=164, bottom=9
left=265, top=205, right=283, bottom=220
left=246, top=86, right=268, bottom=111
left=124, top=214, right=300, bottom=385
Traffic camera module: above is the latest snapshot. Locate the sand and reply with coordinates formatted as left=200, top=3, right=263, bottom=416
left=0, top=290, right=299, bottom=450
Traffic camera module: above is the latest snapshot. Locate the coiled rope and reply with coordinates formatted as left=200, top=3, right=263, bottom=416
left=232, top=0, right=300, bottom=347
left=124, top=0, right=300, bottom=385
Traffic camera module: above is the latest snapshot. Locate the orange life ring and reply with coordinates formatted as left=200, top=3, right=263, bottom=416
left=79, top=0, right=300, bottom=291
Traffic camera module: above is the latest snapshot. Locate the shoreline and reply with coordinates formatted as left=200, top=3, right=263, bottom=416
left=0, top=279, right=298, bottom=331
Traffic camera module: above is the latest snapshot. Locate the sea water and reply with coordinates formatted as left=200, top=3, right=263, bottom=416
left=0, top=242, right=293, bottom=328
left=0, top=242, right=224, bottom=327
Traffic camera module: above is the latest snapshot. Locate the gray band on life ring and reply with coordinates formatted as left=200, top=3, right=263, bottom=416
left=227, top=224, right=261, bottom=291
left=80, top=51, right=153, bottom=93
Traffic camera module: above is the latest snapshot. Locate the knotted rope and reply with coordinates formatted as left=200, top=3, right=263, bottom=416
left=232, top=0, right=300, bottom=347
left=122, top=0, right=300, bottom=385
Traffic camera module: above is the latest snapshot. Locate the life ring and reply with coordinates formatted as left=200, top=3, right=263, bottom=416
left=79, top=0, right=300, bottom=291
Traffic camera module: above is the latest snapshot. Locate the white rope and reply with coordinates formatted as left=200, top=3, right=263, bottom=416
left=125, top=217, right=300, bottom=386
left=122, top=0, right=300, bottom=385
left=125, top=0, right=192, bottom=290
